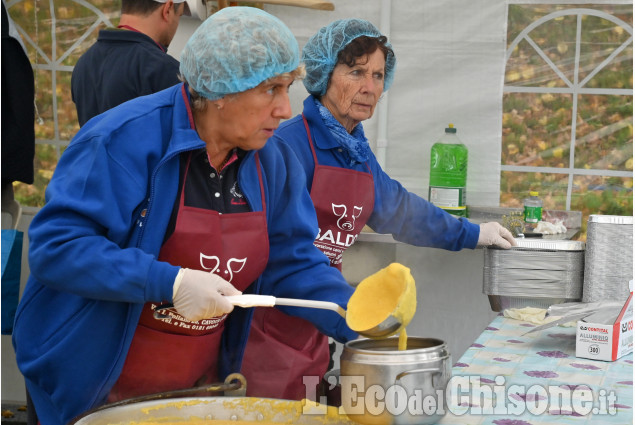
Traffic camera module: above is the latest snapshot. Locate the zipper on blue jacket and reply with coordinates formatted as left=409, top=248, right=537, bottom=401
left=134, top=146, right=198, bottom=248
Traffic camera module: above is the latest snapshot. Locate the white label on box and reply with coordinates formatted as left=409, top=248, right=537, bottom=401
left=576, top=323, right=614, bottom=361
left=576, top=293, right=633, bottom=361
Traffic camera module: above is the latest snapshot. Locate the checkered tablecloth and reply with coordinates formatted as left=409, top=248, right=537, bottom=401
left=437, top=315, right=633, bottom=425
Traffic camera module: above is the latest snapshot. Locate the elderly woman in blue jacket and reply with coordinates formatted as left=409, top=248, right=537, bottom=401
left=240, top=18, right=516, bottom=400
left=12, top=8, right=356, bottom=425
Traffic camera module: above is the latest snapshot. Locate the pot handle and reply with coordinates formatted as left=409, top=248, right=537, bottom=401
left=67, top=373, right=247, bottom=424
left=395, top=367, right=442, bottom=384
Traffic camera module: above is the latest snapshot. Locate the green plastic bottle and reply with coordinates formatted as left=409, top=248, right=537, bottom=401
left=523, top=191, right=543, bottom=224
left=428, top=124, right=468, bottom=217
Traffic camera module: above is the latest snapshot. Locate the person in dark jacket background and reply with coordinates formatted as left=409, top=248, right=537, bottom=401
left=1, top=0, right=35, bottom=218
left=71, top=0, right=189, bottom=126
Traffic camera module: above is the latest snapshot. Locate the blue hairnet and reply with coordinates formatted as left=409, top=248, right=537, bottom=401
left=302, top=18, right=396, bottom=97
left=180, top=7, right=299, bottom=100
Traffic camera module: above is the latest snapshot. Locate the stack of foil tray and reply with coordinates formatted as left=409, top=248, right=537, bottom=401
left=583, top=215, right=633, bottom=303
left=483, top=239, right=586, bottom=312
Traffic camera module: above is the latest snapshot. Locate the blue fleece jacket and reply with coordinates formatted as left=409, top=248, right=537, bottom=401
left=271, top=95, right=480, bottom=250
left=12, top=85, right=356, bottom=425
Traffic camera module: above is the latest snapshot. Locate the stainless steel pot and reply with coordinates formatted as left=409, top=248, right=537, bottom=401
left=340, top=337, right=451, bottom=425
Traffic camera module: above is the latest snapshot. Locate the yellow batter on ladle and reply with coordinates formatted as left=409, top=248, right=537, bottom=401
left=345, top=263, right=416, bottom=350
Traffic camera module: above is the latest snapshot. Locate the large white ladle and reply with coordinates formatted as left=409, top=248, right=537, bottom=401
left=226, top=294, right=344, bottom=316
left=153, top=264, right=413, bottom=340
left=225, top=294, right=402, bottom=338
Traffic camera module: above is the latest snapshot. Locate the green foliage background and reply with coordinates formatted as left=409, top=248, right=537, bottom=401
left=501, top=4, right=633, bottom=240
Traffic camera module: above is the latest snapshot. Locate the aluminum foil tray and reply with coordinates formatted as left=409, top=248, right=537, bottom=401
left=483, top=239, right=585, bottom=312
left=493, top=238, right=586, bottom=251
left=487, top=295, right=580, bottom=312
left=583, top=214, right=633, bottom=303
left=588, top=214, right=633, bottom=225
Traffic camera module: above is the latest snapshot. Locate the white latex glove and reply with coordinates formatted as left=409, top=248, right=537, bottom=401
left=477, top=222, right=517, bottom=249
left=172, top=268, right=242, bottom=322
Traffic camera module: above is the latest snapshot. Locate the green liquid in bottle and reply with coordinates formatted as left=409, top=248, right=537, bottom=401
left=428, top=125, right=468, bottom=217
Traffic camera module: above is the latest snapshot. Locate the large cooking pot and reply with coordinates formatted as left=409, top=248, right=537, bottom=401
left=70, top=374, right=354, bottom=425
left=72, top=396, right=356, bottom=425
left=340, top=337, right=451, bottom=425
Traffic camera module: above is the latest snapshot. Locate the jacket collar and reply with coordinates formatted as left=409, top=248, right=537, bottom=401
left=302, top=95, right=341, bottom=151
left=99, top=28, right=167, bottom=52
left=164, top=83, right=206, bottom=155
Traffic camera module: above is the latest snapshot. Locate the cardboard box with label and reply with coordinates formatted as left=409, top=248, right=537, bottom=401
left=575, top=292, right=633, bottom=361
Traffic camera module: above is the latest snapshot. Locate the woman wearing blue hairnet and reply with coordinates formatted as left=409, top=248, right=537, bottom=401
left=241, top=18, right=516, bottom=400
left=12, top=8, right=358, bottom=425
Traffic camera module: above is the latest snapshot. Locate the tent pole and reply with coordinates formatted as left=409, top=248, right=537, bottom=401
left=375, top=0, right=392, bottom=169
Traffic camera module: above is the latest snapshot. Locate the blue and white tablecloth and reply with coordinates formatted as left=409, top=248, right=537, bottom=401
left=437, top=315, right=633, bottom=425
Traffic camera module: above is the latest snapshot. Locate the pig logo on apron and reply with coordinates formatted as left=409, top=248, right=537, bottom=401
left=332, top=203, right=363, bottom=231
left=200, top=253, right=247, bottom=282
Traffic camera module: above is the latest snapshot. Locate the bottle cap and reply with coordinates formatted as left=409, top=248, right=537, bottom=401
left=445, top=123, right=457, bottom=134
left=530, top=191, right=539, bottom=196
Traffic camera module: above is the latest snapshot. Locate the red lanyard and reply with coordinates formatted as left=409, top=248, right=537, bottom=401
left=116, top=25, right=166, bottom=53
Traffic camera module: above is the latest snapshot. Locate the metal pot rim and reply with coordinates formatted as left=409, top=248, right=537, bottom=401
left=72, top=396, right=353, bottom=425
left=344, top=336, right=446, bottom=353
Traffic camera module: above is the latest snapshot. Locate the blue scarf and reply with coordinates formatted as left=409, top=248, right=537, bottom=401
left=314, top=97, right=371, bottom=166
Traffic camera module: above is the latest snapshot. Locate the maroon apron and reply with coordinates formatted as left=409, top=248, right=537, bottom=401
left=240, top=115, right=374, bottom=400
left=108, top=86, right=269, bottom=401
left=305, top=116, right=374, bottom=271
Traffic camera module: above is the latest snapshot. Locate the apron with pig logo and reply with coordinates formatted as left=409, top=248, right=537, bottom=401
left=240, top=115, right=374, bottom=401
left=304, top=115, right=374, bottom=271
left=108, top=86, right=269, bottom=401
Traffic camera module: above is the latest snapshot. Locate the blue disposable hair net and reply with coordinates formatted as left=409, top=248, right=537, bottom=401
left=180, top=7, right=299, bottom=100
left=302, top=18, right=396, bottom=97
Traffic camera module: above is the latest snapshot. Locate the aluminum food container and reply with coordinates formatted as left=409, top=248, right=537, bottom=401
left=483, top=239, right=586, bottom=312
left=583, top=215, right=633, bottom=303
